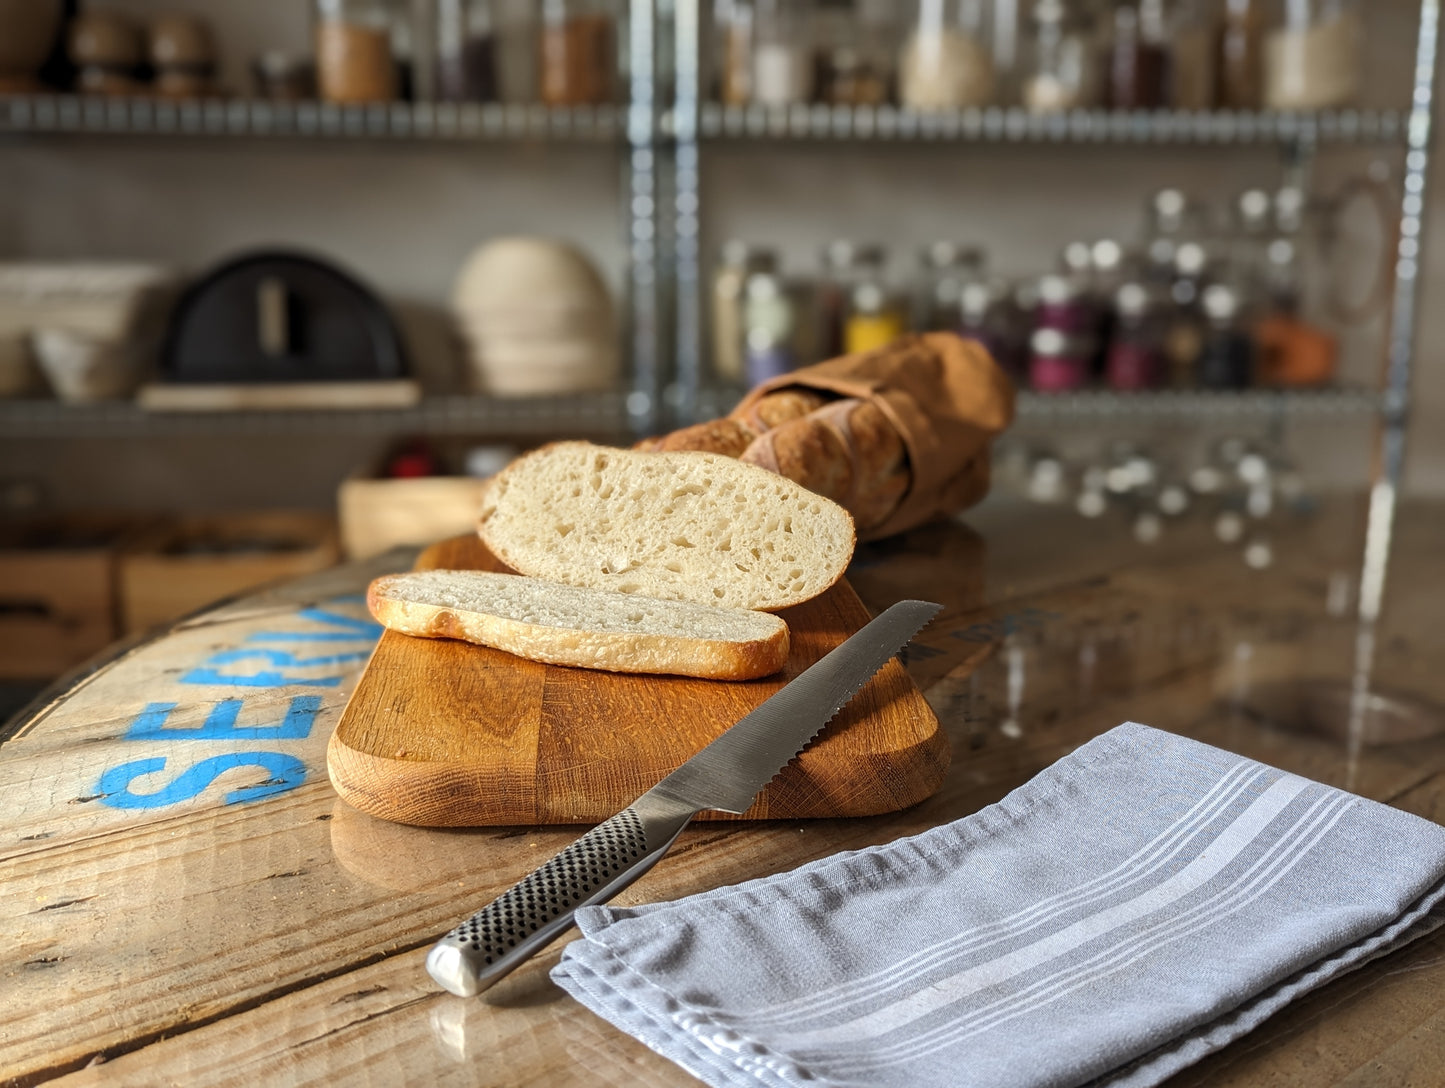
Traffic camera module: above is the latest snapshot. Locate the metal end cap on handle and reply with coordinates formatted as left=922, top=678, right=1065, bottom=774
left=427, top=941, right=484, bottom=998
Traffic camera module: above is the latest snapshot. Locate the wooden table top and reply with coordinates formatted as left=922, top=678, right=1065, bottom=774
left=5, top=494, right=1444, bottom=1087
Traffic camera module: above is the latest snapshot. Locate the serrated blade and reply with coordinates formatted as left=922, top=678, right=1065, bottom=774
left=646, top=599, right=942, bottom=815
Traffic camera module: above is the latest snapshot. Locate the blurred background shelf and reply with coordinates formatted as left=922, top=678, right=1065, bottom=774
left=687, top=105, right=1410, bottom=145
left=0, top=94, right=623, bottom=142
left=0, top=392, right=634, bottom=439
left=1013, top=387, right=1385, bottom=420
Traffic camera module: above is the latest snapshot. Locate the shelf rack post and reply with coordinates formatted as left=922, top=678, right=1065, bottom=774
left=627, top=0, right=663, bottom=437
left=669, top=0, right=705, bottom=426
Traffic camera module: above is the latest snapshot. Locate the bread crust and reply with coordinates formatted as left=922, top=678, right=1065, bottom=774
left=368, top=570, right=790, bottom=680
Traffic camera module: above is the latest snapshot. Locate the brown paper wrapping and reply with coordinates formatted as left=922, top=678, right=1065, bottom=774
left=734, top=333, right=1015, bottom=540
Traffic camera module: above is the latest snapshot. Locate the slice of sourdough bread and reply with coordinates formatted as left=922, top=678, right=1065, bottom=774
left=477, top=442, right=857, bottom=612
left=368, top=569, right=790, bottom=680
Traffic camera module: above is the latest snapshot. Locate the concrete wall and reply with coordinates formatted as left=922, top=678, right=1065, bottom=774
left=0, top=0, right=1440, bottom=515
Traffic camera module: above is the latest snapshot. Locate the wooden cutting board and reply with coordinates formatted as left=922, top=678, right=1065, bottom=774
left=328, top=535, right=949, bottom=826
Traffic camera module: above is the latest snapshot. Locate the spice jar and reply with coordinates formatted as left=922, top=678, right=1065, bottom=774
left=754, top=0, right=812, bottom=106
left=1217, top=0, right=1265, bottom=108
left=900, top=0, right=996, bottom=110
left=815, top=240, right=883, bottom=358
left=1106, top=281, right=1165, bottom=390
left=1198, top=284, right=1255, bottom=388
left=1105, top=0, right=1166, bottom=110
left=540, top=0, right=616, bottom=106
left=717, top=0, right=756, bottom=106
left=1170, top=0, right=1217, bottom=109
left=743, top=260, right=798, bottom=386
left=1029, top=327, right=1091, bottom=391
left=1034, top=272, right=1093, bottom=335
left=846, top=281, right=906, bottom=355
left=1264, top=0, right=1362, bottom=110
left=919, top=241, right=987, bottom=330
left=436, top=0, right=498, bottom=102
left=712, top=241, right=776, bottom=383
left=315, top=0, right=398, bottom=104
left=1023, top=0, right=1101, bottom=113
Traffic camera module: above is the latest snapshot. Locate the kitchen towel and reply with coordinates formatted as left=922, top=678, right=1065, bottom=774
left=551, top=722, right=1445, bottom=1088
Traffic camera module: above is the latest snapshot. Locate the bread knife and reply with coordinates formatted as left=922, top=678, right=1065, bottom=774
left=425, top=598, right=942, bottom=997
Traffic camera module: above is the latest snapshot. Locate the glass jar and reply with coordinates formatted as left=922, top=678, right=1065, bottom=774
left=1197, top=283, right=1255, bottom=389
left=315, top=0, right=398, bottom=104
left=1217, top=0, right=1265, bottom=108
left=1023, top=0, right=1100, bottom=113
left=961, top=277, right=1030, bottom=380
left=900, top=0, right=996, bottom=110
left=919, top=241, right=987, bottom=330
left=436, top=0, right=498, bottom=102
left=539, top=0, right=615, bottom=106
left=754, top=0, right=812, bottom=105
left=811, top=0, right=896, bottom=106
left=1034, top=271, right=1093, bottom=334
left=1264, top=0, right=1362, bottom=110
left=712, top=241, right=776, bottom=383
left=717, top=0, right=756, bottom=106
left=815, top=240, right=883, bottom=358
left=1169, top=0, right=1217, bottom=109
left=743, top=261, right=798, bottom=386
left=1105, top=0, right=1166, bottom=110
left=1105, top=281, right=1165, bottom=390
left=844, top=251, right=905, bottom=354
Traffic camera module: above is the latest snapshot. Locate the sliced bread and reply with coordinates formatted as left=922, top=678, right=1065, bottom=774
left=476, top=442, right=857, bottom=612
left=368, top=569, right=790, bottom=680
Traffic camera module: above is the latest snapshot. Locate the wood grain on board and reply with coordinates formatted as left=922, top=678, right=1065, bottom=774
left=328, top=535, right=950, bottom=826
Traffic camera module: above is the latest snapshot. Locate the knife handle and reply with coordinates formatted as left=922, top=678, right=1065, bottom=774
left=426, top=800, right=695, bottom=997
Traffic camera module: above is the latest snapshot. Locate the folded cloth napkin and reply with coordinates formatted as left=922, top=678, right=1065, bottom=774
left=552, top=722, right=1445, bottom=1088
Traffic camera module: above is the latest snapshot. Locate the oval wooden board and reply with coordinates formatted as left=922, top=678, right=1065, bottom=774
left=328, top=534, right=949, bottom=825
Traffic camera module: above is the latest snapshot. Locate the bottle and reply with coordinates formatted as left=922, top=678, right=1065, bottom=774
left=1035, top=271, right=1093, bottom=335
left=1029, top=327, right=1091, bottom=391
left=1163, top=240, right=1209, bottom=385
left=899, top=0, right=996, bottom=110
left=960, top=277, right=1028, bottom=380
left=717, top=0, right=756, bottom=106
left=1197, top=283, right=1255, bottom=388
left=1253, top=186, right=1338, bottom=386
left=816, top=240, right=880, bottom=358
left=743, top=260, right=798, bottom=386
left=1023, top=0, right=1101, bottom=112
left=812, top=0, right=895, bottom=106
left=539, top=0, right=615, bottom=106
left=1106, top=0, right=1167, bottom=110
left=315, top=0, right=398, bottom=104
left=1106, top=281, right=1165, bottom=390
left=753, top=0, right=812, bottom=106
left=1264, top=0, right=1362, bottom=110
left=1217, top=0, right=1264, bottom=108
left=436, top=0, right=498, bottom=102
left=919, top=241, right=987, bottom=330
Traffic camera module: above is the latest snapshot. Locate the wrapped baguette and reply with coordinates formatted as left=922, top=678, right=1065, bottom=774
left=638, top=333, right=1014, bottom=540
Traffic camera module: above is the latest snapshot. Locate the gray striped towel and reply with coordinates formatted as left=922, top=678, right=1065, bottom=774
left=551, top=722, right=1445, bottom=1088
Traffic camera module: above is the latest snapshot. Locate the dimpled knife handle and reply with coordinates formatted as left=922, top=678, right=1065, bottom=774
left=426, top=804, right=690, bottom=997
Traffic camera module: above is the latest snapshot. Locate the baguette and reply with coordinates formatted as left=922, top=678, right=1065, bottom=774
left=368, top=569, right=789, bottom=680
left=477, top=442, right=856, bottom=612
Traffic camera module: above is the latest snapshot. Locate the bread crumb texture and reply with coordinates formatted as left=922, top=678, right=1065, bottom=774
left=478, top=442, right=856, bottom=611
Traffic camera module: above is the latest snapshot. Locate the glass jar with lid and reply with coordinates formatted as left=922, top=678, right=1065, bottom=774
left=918, top=241, right=987, bottom=330
left=1264, top=0, right=1362, bottom=110
left=899, top=0, right=996, bottom=110
left=960, top=277, right=1030, bottom=380
left=816, top=240, right=883, bottom=358
left=754, top=0, right=812, bottom=106
left=716, top=0, right=756, bottom=106
left=1029, top=326, right=1091, bottom=391
left=436, top=0, right=498, bottom=102
left=1169, top=0, right=1217, bottom=110
left=1218, top=0, right=1265, bottom=108
left=712, top=241, right=777, bottom=384
left=743, top=259, right=798, bottom=386
left=1023, top=0, right=1101, bottom=113
left=315, top=0, right=398, bottom=104
left=845, top=260, right=906, bottom=355
left=539, top=0, right=616, bottom=106
left=811, top=0, right=896, bottom=106
left=1105, top=280, right=1165, bottom=390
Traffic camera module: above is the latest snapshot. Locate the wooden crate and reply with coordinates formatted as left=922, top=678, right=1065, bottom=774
left=118, top=512, right=339, bottom=634
left=0, top=517, right=142, bottom=680
left=337, top=476, right=490, bottom=560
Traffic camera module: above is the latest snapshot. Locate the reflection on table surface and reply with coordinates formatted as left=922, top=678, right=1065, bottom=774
left=3, top=493, right=1443, bottom=1087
